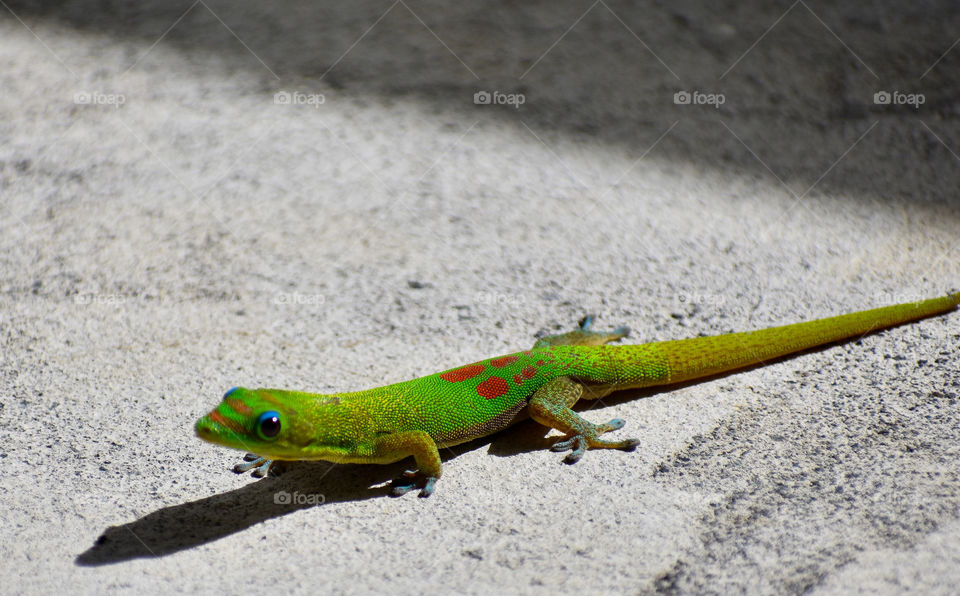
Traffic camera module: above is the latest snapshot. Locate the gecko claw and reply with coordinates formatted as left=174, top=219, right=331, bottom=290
left=233, top=453, right=276, bottom=477
left=389, top=470, right=437, bottom=497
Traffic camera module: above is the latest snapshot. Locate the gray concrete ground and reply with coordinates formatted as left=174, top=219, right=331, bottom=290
left=2, top=1, right=959, bottom=594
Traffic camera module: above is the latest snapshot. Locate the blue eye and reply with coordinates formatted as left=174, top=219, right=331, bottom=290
left=224, top=387, right=240, bottom=399
left=256, top=410, right=282, bottom=440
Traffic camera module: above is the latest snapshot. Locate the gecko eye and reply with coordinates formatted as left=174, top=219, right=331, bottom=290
left=256, top=411, right=282, bottom=440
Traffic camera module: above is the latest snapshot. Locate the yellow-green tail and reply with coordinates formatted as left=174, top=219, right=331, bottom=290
left=654, top=292, right=960, bottom=384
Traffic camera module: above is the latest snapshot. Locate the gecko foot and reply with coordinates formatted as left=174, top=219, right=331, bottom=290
left=549, top=419, right=639, bottom=464
left=233, top=453, right=276, bottom=477
left=535, top=316, right=630, bottom=348
left=578, top=315, right=630, bottom=339
left=389, top=469, right=437, bottom=498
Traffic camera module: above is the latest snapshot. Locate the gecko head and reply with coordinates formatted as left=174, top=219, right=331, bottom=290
left=195, top=387, right=315, bottom=459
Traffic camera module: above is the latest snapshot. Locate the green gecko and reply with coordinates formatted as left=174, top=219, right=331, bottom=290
left=196, top=292, right=959, bottom=497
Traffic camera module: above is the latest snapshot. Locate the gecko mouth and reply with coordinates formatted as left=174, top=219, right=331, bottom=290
left=195, top=413, right=245, bottom=445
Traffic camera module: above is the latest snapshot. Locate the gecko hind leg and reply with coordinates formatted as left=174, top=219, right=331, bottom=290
left=528, top=377, right=640, bottom=464
left=233, top=453, right=276, bottom=477
left=533, top=314, right=629, bottom=348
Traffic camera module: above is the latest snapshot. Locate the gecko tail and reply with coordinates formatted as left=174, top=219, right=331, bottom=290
left=654, top=291, right=960, bottom=384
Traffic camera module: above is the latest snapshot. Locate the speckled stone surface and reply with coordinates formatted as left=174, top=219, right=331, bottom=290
left=2, top=1, right=959, bottom=593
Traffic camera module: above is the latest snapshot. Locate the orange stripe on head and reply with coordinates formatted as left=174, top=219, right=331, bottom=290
left=210, top=410, right=246, bottom=434
left=256, top=389, right=287, bottom=407
left=225, top=398, right=253, bottom=416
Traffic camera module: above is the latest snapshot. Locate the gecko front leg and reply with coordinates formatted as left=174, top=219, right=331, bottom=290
left=233, top=453, right=277, bottom=477
left=376, top=431, right=443, bottom=498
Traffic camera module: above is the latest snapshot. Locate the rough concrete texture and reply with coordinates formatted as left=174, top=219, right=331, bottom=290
left=2, top=1, right=959, bottom=594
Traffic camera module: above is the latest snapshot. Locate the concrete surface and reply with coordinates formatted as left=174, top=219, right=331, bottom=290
left=2, top=1, right=959, bottom=594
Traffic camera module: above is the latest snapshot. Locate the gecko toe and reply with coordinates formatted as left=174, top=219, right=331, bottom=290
left=390, top=483, right=418, bottom=496
left=564, top=444, right=586, bottom=464
left=418, top=477, right=437, bottom=498
left=600, top=418, right=626, bottom=432
left=251, top=459, right=276, bottom=477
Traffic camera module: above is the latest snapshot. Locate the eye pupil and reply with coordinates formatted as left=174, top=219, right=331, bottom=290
left=257, top=411, right=281, bottom=439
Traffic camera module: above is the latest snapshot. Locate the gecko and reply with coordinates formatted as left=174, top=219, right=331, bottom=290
left=196, top=292, right=959, bottom=497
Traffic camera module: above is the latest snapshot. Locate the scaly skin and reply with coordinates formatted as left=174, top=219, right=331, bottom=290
left=196, top=292, right=960, bottom=497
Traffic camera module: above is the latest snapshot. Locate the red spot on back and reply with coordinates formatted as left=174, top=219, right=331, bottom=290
left=477, top=376, right=509, bottom=399
left=522, top=366, right=537, bottom=379
left=440, top=363, right=485, bottom=383
left=490, top=355, right=519, bottom=368
left=537, top=360, right=545, bottom=366
left=513, top=373, right=524, bottom=384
